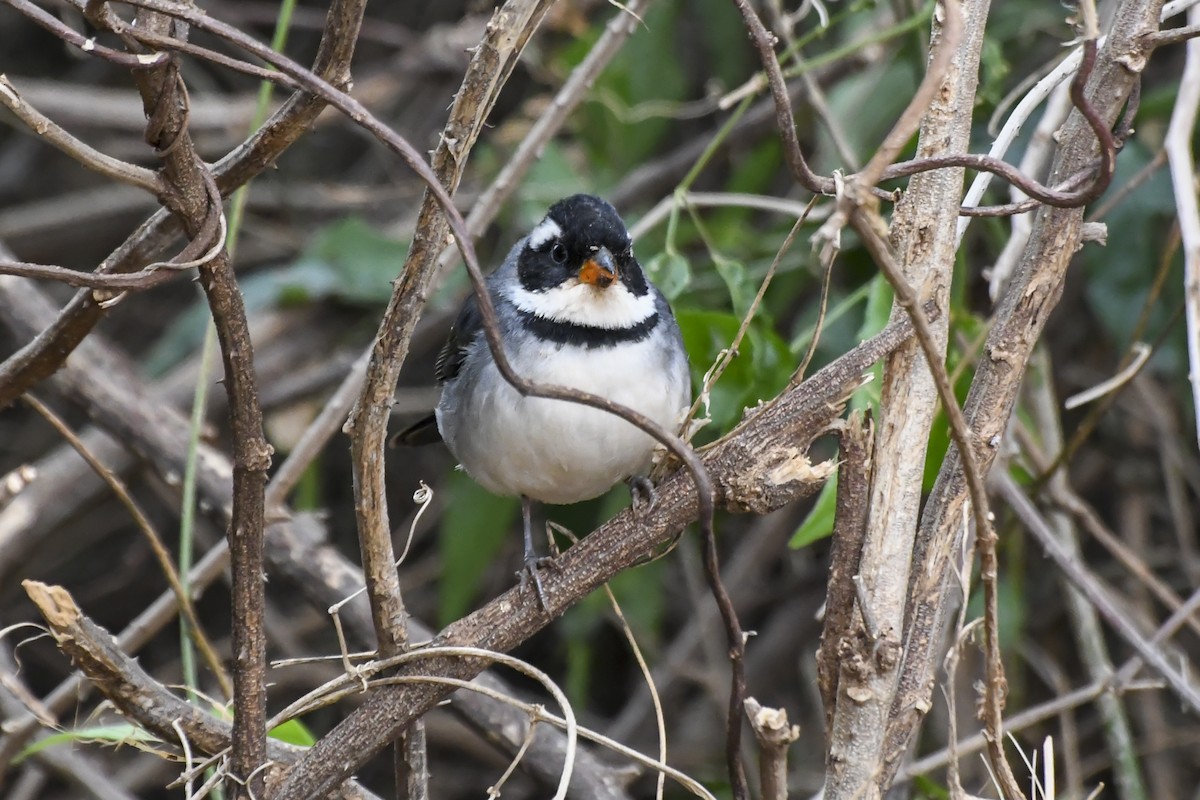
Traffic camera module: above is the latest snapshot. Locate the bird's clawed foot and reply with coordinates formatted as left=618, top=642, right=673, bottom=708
left=628, top=475, right=657, bottom=517
left=519, top=553, right=556, bottom=611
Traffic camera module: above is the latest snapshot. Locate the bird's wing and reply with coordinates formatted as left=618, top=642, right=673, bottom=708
left=434, top=290, right=484, bottom=384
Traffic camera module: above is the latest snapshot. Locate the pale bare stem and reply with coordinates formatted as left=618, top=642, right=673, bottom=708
left=994, top=473, right=1200, bottom=712
left=1063, top=342, right=1153, bottom=409
left=271, top=646, right=580, bottom=800
left=1022, top=353, right=1149, bottom=800
left=791, top=219, right=836, bottom=385
left=824, top=0, right=1000, bottom=796
left=612, top=589, right=667, bottom=800
left=630, top=192, right=830, bottom=239
left=171, top=718, right=196, bottom=800
left=275, top=670, right=718, bottom=800
left=551, top=521, right=670, bottom=800
left=1113, top=586, right=1200, bottom=685
left=743, top=698, right=800, bottom=800
left=876, top=2, right=1161, bottom=793
left=487, top=722, right=540, bottom=799
left=1146, top=20, right=1200, bottom=44
left=982, top=80, right=1074, bottom=300
left=943, top=619, right=983, bottom=798
left=859, top=214, right=1027, bottom=800
left=1163, top=3, right=1200, bottom=451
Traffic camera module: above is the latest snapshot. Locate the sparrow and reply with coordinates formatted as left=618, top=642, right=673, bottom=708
left=396, top=194, right=692, bottom=607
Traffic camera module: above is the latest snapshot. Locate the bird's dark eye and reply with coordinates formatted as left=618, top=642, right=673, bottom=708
left=550, top=243, right=568, bottom=264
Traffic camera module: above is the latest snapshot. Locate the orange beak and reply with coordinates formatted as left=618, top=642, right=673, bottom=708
left=578, top=247, right=618, bottom=288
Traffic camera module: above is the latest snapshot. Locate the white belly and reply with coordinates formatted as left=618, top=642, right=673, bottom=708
left=441, top=337, right=689, bottom=505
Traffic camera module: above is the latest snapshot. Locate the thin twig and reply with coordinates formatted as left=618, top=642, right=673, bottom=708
left=22, top=395, right=232, bottom=698
left=1, top=0, right=169, bottom=69
left=20, top=581, right=381, bottom=799
left=0, top=76, right=160, bottom=193
left=0, top=0, right=371, bottom=408
left=0, top=258, right=185, bottom=291
left=994, top=472, right=1200, bottom=713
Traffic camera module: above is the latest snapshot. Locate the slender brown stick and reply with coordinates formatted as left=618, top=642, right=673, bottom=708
left=22, top=395, right=232, bottom=699
left=0, top=259, right=186, bottom=291
left=2, top=0, right=169, bottom=69
left=0, top=76, right=161, bottom=193
left=0, top=0, right=370, bottom=408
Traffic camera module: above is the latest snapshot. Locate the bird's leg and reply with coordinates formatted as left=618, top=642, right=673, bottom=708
left=627, top=475, right=657, bottom=518
left=520, top=495, right=551, bottom=610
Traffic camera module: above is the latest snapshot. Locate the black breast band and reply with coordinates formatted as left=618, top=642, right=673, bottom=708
left=516, top=309, right=659, bottom=349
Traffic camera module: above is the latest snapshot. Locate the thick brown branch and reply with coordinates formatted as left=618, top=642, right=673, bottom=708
left=21, top=581, right=379, bottom=800
left=817, top=411, right=873, bottom=740
left=274, top=310, right=927, bottom=798
left=106, top=6, right=272, bottom=792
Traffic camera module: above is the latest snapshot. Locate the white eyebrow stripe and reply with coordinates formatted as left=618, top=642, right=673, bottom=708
left=527, top=217, right=563, bottom=250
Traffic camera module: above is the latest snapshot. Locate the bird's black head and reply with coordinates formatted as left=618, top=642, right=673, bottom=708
left=517, top=194, right=649, bottom=297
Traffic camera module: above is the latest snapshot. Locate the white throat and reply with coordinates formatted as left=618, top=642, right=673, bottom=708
left=506, top=278, right=657, bottom=330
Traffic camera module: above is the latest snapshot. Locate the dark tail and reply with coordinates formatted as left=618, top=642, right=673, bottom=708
left=391, top=414, right=443, bottom=447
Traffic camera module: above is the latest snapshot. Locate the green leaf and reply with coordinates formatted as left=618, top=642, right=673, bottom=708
left=676, top=309, right=791, bottom=437
left=790, top=473, right=838, bottom=547
left=850, top=274, right=893, bottom=411
left=645, top=251, right=692, bottom=301
left=277, top=217, right=409, bottom=306
left=143, top=217, right=407, bottom=375
left=14, top=724, right=159, bottom=764
left=714, top=258, right=752, bottom=319
left=268, top=718, right=316, bottom=747
left=439, top=470, right=520, bottom=626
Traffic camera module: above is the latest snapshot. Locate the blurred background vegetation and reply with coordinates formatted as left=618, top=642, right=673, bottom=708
left=1, top=0, right=1196, bottom=797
